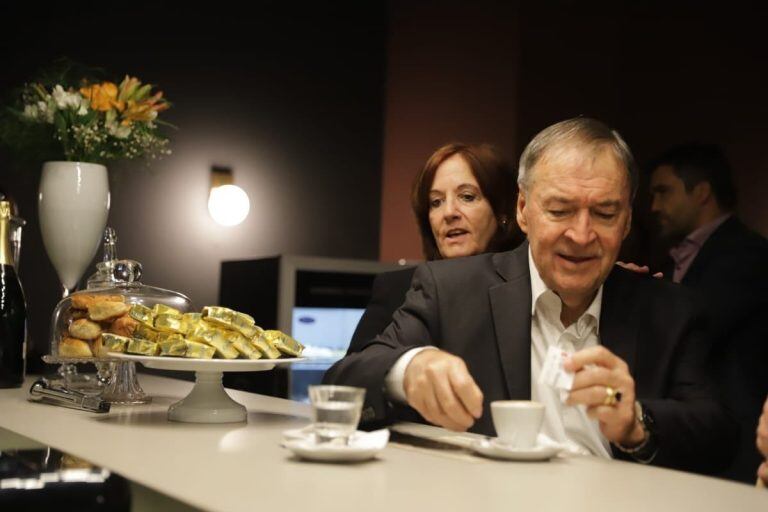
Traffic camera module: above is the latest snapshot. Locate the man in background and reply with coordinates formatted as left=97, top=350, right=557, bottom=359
left=650, top=143, right=768, bottom=482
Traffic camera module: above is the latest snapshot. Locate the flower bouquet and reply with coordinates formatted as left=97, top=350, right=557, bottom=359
left=0, top=61, right=172, bottom=164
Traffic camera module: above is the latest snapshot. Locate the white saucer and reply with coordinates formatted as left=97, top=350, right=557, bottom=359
left=471, top=438, right=560, bottom=461
left=281, top=428, right=389, bottom=463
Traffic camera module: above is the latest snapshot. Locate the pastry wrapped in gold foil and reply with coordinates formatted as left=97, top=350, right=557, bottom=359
left=232, top=310, right=255, bottom=327
left=204, top=329, right=240, bottom=359
left=186, top=324, right=213, bottom=345
left=127, top=338, right=159, bottom=356
left=155, top=314, right=187, bottom=334
left=185, top=326, right=236, bottom=359
left=152, top=304, right=182, bottom=318
left=102, top=333, right=131, bottom=353
left=232, top=318, right=263, bottom=340
left=182, top=312, right=202, bottom=327
left=261, top=330, right=304, bottom=357
left=185, top=318, right=215, bottom=339
left=251, top=335, right=281, bottom=359
left=229, top=331, right=261, bottom=359
left=183, top=340, right=216, bottom=359
left=159, top=334, right=187, bottom=357
left=134, top=323, right=159, bottom=342
left=129, top=304, right=155, bottom=327
left=230, top=312, right=261, bottom=339
left=201, top=306, right=236, bottom=329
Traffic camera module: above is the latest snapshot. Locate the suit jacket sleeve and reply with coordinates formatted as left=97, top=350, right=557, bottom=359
left=322, top=264, right=440, bottom=425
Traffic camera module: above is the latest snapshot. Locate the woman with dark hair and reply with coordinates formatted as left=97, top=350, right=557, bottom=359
left=342, top=142, right=523, bottom=355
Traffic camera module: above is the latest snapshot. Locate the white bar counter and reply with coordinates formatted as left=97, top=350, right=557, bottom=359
left=1, top=375, right=766, bottom=512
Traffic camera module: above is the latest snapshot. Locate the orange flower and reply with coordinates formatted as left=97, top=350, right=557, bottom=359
left=119, top=90, right=170, bottom=126
left=80, top=82, right=125, bottom=112
left=121, top=100, right=157, bottom=125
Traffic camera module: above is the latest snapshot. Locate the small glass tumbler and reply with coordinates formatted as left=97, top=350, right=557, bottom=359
left=308, top=385, right=366, bottom=444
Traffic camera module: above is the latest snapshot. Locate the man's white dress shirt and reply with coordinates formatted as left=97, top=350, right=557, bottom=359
left=385, top=249, right=611, bottom=458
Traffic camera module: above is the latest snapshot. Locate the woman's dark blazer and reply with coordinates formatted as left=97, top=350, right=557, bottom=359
left=346, top=267, right=416, bottom=355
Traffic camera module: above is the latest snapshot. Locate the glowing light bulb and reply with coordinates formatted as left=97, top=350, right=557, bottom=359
left=208, top=184, right=250, bottom=226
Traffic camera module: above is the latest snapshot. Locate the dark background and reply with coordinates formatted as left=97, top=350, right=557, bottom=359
left=2, top=1, right=768, bottom=371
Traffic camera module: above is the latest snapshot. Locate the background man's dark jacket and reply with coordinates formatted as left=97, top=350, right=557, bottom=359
left=665, top=216, right=768, bottom=482
left=324, top=243, right=737, bottom=475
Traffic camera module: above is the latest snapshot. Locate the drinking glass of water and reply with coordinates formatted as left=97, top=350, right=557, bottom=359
left=308, top=385, right=366, bottom=444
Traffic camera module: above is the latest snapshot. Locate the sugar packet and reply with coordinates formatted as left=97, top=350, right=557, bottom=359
left=538, top=345, right=575, bottom=402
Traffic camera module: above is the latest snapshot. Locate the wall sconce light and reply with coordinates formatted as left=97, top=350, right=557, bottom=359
left=208, top=165, right=250, bottom=227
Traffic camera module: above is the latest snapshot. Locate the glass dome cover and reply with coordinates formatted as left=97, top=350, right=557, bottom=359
left=46, top=259, right=193, bottom=362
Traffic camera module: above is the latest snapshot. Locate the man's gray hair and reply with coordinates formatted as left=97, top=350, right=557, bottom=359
left=517, top=118, right=638, bottom=200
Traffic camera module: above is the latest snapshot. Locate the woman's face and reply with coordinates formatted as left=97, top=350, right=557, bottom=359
left=428, top=154, right=498, bottom=259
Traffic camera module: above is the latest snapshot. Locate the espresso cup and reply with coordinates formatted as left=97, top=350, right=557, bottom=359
left=490, top=400, right=545, bottom=449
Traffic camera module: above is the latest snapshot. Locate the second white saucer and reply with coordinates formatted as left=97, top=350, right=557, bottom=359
left=281, top=428, right=389, bottom=463
left=471, top=438, right=560, bottom=461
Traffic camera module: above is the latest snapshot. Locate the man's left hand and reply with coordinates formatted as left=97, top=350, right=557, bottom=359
left=564, top=346, right=645, bottom=447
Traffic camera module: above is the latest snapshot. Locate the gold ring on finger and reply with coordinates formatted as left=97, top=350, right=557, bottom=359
left=603, top=386, right=621, bottom=407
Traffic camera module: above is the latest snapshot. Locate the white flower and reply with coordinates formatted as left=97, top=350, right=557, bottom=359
left=106, top=119, right=131, bottom=139
left=52, top=85, right=73, bottom=108
left=36, top=100, right=55, bottom=124
left=52, top=85, right=88, bottom=115
left=23, top=103, right=39, bottom=119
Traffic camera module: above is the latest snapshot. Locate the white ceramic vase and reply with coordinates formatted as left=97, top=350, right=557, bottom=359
left=38, top=161, right=110, bottom=295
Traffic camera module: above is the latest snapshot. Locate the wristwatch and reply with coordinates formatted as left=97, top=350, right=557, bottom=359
left=614, top=401, right=658, bottom=463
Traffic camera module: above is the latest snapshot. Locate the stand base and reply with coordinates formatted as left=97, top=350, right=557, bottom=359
left=168, top=371, right=246, bottom=423
left=101, top=361, right=151, bottom=405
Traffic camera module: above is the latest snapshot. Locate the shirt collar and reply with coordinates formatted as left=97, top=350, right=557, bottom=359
left=528, top=247, right=603, bottom=332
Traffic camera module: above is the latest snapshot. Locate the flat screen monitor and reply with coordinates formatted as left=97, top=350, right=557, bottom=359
left=291, top=307, right=365, bottom=362
left=289, top=306, right=365, bottom=402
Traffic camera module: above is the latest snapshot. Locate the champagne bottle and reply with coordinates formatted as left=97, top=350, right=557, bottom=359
left=0, top=200, right=26, bottom=388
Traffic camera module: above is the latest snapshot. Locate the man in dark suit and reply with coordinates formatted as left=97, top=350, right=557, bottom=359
left=325, top=118, right=736, bottom=474
left=650, top=144, right=768, bottom=482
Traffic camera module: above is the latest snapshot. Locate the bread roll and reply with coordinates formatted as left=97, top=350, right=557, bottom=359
left=71, top=293, right=124, bottom=310
left=88, top=301, right=130, bottom=321
left=68, top=319, right=102, bottom=340
left=91, top=335, right=109, bottom=358
left=70, top=309, right=89, bottom=320
left=59, top=337, right=93, bottom=357
left=109, top=315, right=140, bottom=337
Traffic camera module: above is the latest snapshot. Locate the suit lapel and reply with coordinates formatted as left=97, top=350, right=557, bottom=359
left=489, top=245, right=532, bottom=399
left=599, top=270, right=639, bottom=375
